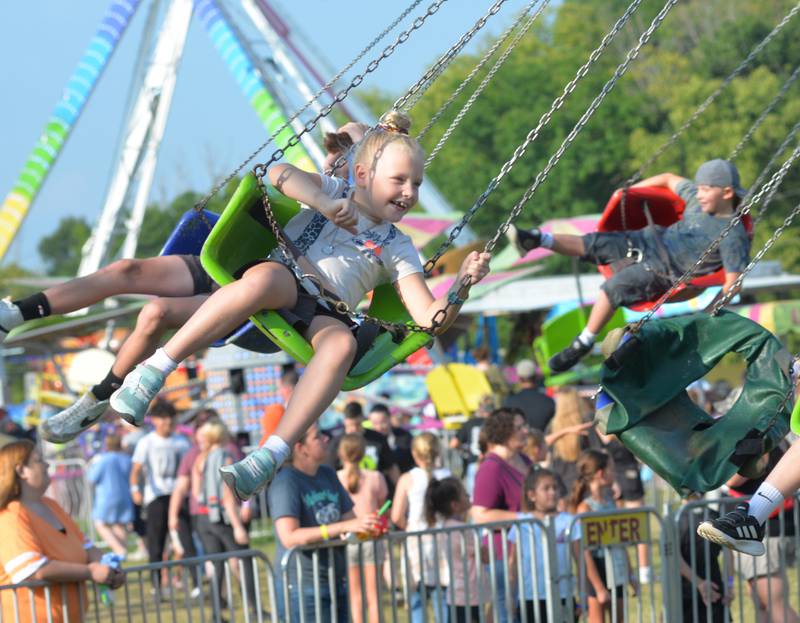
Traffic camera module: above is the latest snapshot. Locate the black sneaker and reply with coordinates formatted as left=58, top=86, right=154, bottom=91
left=506, top=224, right=542, bottom=257
left=696, top=503, right=766, bottom=556
left=548, top=338, right=593, bottom=373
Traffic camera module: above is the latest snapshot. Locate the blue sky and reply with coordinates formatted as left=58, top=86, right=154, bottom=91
left=0, top=0, right=533, bottom=271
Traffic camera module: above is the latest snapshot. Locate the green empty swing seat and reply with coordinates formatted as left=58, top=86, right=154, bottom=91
left=199, top=172, right=432, bottom=391
left=596, top=311, right=793, bottom=494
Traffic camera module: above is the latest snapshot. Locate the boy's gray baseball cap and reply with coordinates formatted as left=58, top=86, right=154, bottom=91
left=695, top=159, right=747, bottom=198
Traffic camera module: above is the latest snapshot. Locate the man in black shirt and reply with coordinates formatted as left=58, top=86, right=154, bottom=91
left=368, top=403, right=414, bottom=473
left=503, top=360, right=555, bottom=432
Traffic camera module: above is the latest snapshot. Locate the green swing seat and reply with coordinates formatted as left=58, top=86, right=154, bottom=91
left=596, top=311, right=793, bottom=494
left=199, top=173, right=432, bottom=391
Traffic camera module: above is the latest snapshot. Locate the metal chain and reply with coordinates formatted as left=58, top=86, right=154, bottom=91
left=423, top=0, right=646, bottom=275
left=194, top=0, right=440, bottom=214
left=751, top=117, right=800, bottom=225
left=394, top=0, right=509, bottom=112
left=416, top=0, right=546, bottom=142
left=483, top=0, right=680, bottom=256
left=625, top=1, right=800, bottom=186
left=632, top=140, right=800, bottom=331
left=423, top=0, right=550, bottom=166
left=711, top=199, right=800, bottom=313
left=729, top=63, right=800, bottom=161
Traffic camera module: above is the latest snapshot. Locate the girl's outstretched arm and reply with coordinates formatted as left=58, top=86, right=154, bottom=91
left=630, top=172, right=684, bottom=192
left=268, top=164, right=358, bottom=233
left=395, top=251, right=490, bottom=335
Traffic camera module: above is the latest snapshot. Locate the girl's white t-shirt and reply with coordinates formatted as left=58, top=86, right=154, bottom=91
left=279, top=174, right=423, bottom=309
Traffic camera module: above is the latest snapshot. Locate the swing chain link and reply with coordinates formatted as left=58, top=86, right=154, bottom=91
left=750, top=116, right=800, bottom=225
left=632, top=140, right=800, bottom=332
left=394, top=0, right=509, bottom=113
left=623, top=1, right=800, bottom=188
left=483, top=0, right=679, bottom=258
left=423, top=0, right=646, bottom=275
left=422, top=0, right=550, bottom=165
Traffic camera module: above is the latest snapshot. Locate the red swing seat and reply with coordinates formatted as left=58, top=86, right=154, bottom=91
left=596, top=187, right=753, bottom=312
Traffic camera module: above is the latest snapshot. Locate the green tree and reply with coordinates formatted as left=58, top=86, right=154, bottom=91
left=37, top=216, right=91, bottom=276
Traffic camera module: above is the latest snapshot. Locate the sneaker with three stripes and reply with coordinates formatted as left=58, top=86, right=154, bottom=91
left=696, top=502, right=766, bottom=556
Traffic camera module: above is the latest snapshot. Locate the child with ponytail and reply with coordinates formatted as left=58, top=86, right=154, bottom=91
left=571, top=449, right=636, bottom=623
left=336, top=433, right=388, bottom=623
left=424, top=477, right=488, bottom=623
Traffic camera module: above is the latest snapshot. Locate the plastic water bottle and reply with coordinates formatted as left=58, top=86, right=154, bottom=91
left=98, top=553, right=124, bottom=606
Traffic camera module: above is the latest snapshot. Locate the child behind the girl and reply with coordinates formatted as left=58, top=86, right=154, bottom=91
left=570, top=449, right=637, bottom=623
left=424, top=477, right=489, bottom=623
left=509, top=468, right=580, bottom=623
left=336, top=433, right=389, bottom=623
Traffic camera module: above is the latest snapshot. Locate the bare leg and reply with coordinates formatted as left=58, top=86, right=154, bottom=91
left=110, top=524, right=129, bottom=552
left=271, top=316, right=357, bottom=446
left=110, top=295, right=208, bottom=378
left=348, top=565, right=365, bottom=623
left=752, top=575, right=800, bottom=623
left=42, top=256, right=197, bottom=314
left=161, top=263, right=297, bottom=362
left=551, top=234, right=588, bottom=257
left=623, top=499, right=650, bottom=572
left=94, top=521, right=127, bottom=557
left=586, top=290, right=617, bottom=334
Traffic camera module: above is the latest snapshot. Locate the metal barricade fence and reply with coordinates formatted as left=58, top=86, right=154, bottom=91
left=47, top=458, right=95, bottom=542
left=666, top=494, right=800, bottom=623
left=0, top=550, right=278, bottom=623
left=565, top=506, right=671, bottom=623
left=279, top=515, right=621, bottom=623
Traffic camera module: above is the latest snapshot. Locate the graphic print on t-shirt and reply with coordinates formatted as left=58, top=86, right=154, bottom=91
left=302, top=488, right=344, bottom=525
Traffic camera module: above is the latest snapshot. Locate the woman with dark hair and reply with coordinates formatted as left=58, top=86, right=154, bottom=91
left=470, top=407, right=531, bottom=623
left=0, top=440, right=125, bottom=623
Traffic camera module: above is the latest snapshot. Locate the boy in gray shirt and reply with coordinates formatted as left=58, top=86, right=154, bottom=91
left=508, top=159, right=750, bottom=372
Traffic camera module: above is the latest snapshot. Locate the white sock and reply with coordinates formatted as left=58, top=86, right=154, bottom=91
left=262, top=435, right=290, bottom=467
left=144, top=348, right=179, bottom=375
left=540, top=231, right=554, bottom=249
left=747, top=481, right=784, bottom=525
left=578, top=328, right=597, bottom=347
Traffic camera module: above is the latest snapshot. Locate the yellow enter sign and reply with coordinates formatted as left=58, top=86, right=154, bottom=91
left=582, top=511, right=650, bottom=547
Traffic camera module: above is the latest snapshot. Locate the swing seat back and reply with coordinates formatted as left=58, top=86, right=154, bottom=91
left=533, top=305, right=626, bottom=386
left=597, top=311, right=792, bottom=493
left=160, top=208, right=278, bottom=353
left=596, top=187, right=753, bottom=311
left=200, top=173, right=432, bottom=390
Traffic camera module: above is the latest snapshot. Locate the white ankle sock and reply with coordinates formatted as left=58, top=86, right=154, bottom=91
left=747, top=481, right=783, bottom=524
left=540, top=231, right=554, bottom=249
left=144, top=348, right=179, bottom=375
left=578, top=328, right=597, bottom=347
left=262, top=435, right=290, bottom=467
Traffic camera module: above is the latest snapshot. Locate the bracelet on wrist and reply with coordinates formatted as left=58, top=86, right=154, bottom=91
left=319, top=524, right=330, bottom=541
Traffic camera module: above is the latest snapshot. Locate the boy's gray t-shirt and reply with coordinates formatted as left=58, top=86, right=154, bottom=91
left=268, top=464, right=353, bottom=584
left=659, top=179, right=750, bottom=275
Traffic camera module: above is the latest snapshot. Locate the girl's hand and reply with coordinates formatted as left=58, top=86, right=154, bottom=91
left=89, top=562, right=114, bottom=584
left=320, top=193, right=359, bottom=234
left=594, top=585, right=610, bottom=605
left=233, top=525, right=249, bottom=546
left=697, top=579, right=721, bottom=605
left=457, top=251, right=491, bottom=285
left=350, top=514, right=381, bottom=537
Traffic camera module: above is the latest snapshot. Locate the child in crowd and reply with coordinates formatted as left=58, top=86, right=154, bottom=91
left=87, top=434, right=133, bottom=558
left=509, top=468, right=580, bottom=623
left=507, top=160, right=750, bottom=372
left=424, top=477, right=489, bottom=623
left=108, top=111, right=491, bottom=501
left=570, top=449, right=637, bottom=623
left=392, top=432, right=451, bottom=623
left=337, top=433, right=389, bottom=623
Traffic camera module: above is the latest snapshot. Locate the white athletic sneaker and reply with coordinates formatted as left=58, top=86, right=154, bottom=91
left=0, top=299, right=24, bottom=343
left=39, top=392, right=109, bottom=444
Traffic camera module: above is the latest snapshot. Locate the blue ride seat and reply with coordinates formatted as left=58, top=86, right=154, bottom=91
left=161, top=209, right=279, bottom=354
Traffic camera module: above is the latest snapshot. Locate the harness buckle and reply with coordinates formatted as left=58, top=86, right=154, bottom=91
left=626, top=247, right=644, bottom=263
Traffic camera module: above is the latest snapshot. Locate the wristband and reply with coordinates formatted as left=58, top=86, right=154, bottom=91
left=727, top=576, right=734, bottom=589
left=130, top=485, right=140, bottom=493
left=320, top=524, right=330, bottom=541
